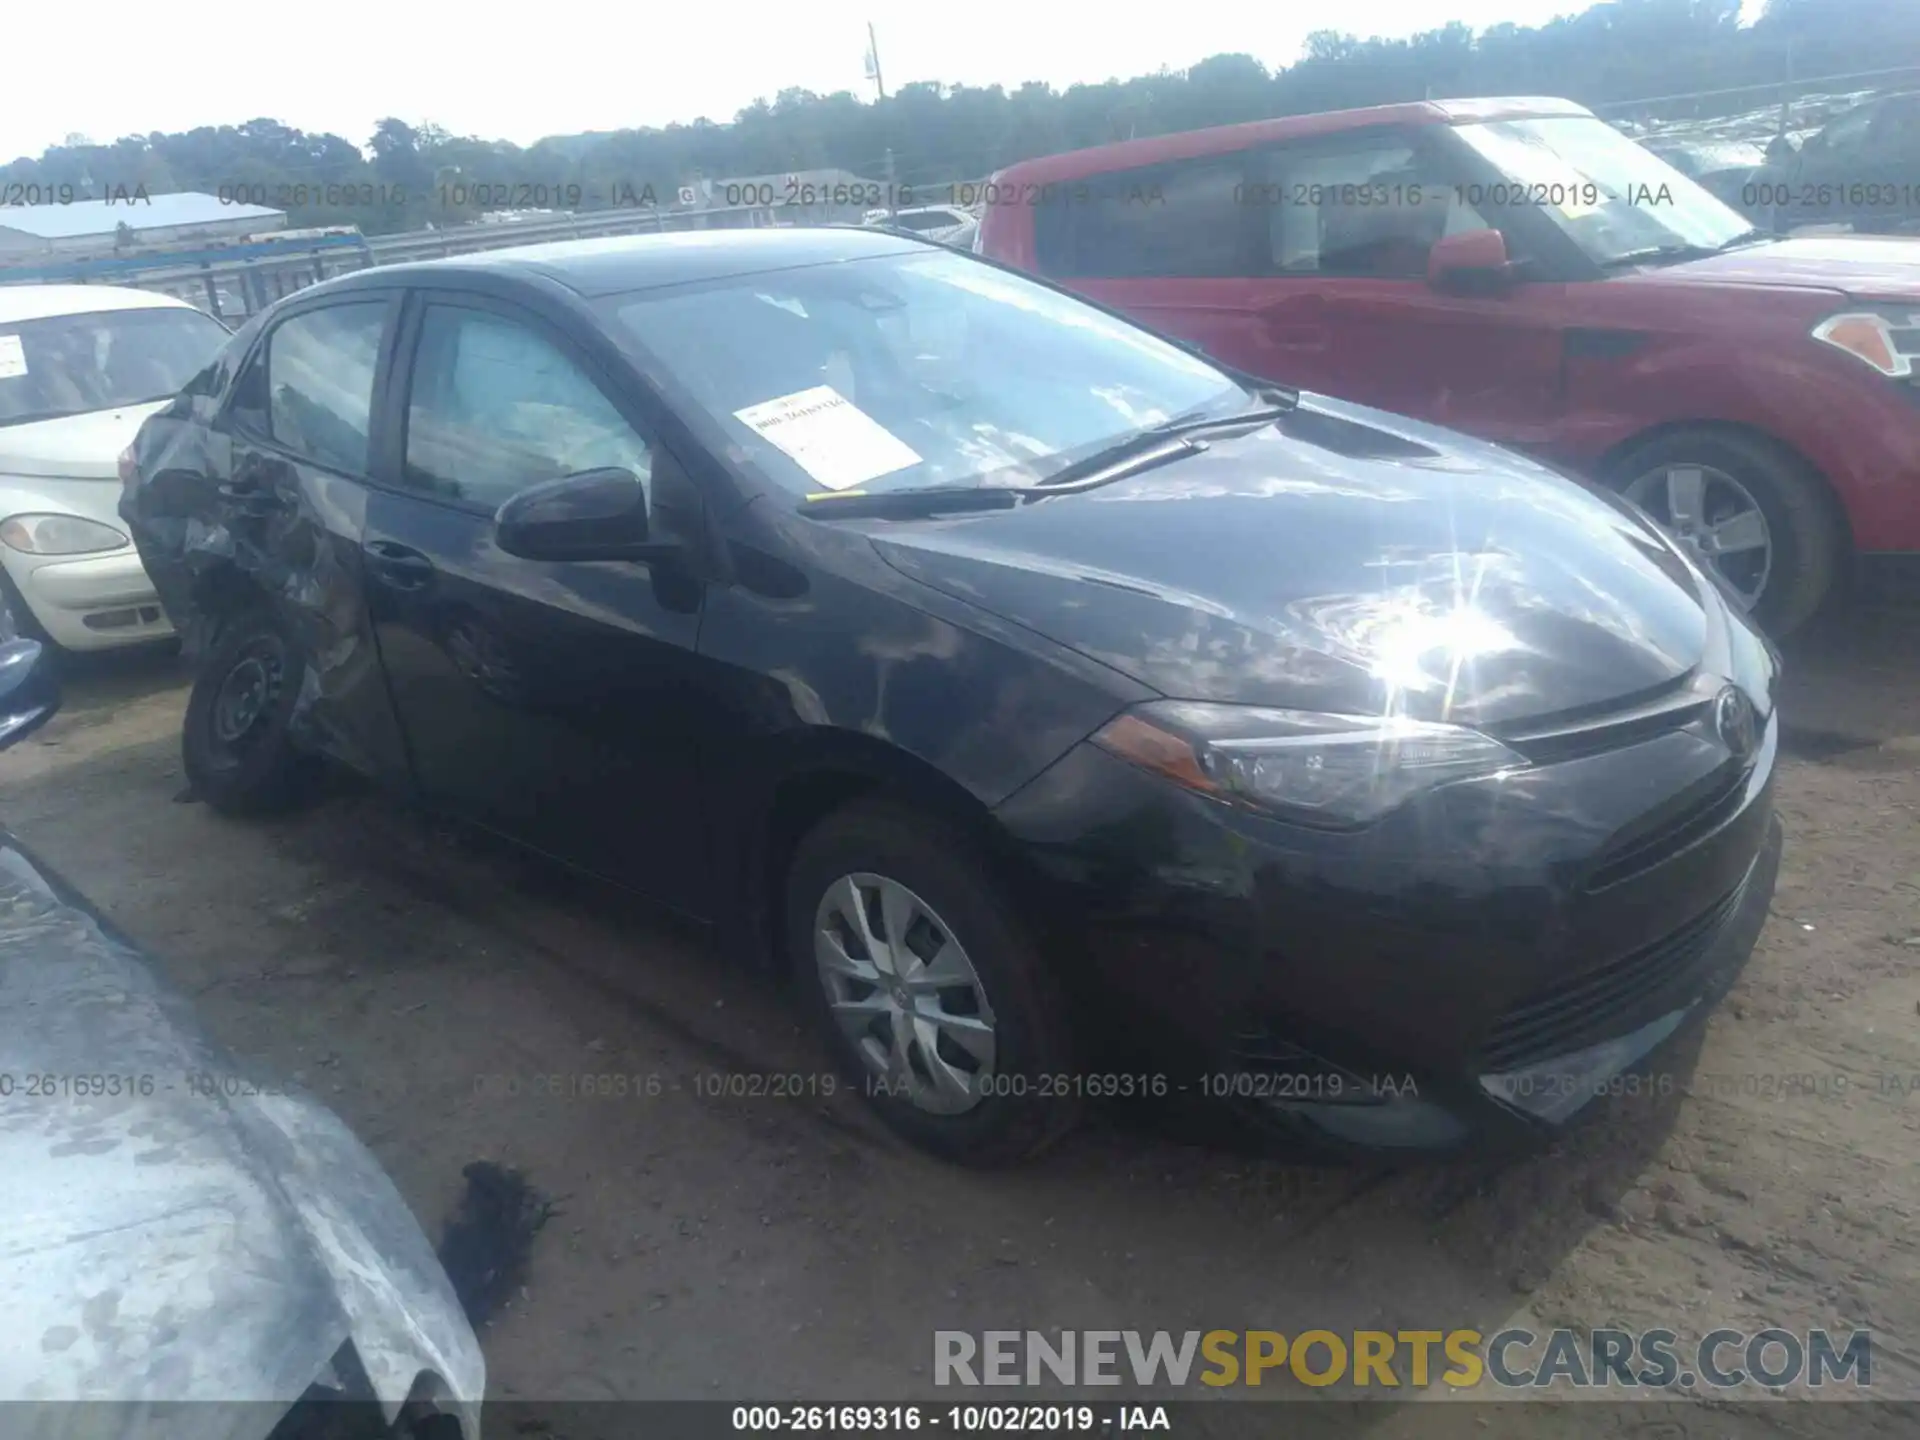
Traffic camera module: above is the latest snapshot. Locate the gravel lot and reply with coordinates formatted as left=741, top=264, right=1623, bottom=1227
left=3, top=599, right=1916, bottom=1438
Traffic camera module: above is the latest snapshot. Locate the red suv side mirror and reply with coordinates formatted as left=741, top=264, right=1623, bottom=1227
left=1428, top=228, right=1515, bottom=294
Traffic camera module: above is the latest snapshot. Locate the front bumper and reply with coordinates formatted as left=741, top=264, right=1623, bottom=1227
left=994, top=706, right=1782, bottom=1154
left=5, top=546, right=174, bottom=650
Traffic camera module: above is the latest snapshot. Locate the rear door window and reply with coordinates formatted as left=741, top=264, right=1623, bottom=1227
left=1033, top=154, right=1256, bottom=278
left=235, top=302, right=388, bottom=475
left=1252, top=134, right=1489, bottom=278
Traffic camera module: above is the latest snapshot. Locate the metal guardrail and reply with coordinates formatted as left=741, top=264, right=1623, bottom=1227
left=1591, top=64, right=1920, bottom=117
left=0, top=200, right=794, bottom=321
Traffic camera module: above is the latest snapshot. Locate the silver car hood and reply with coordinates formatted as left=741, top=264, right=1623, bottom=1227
left=0, top=832, right=484, bottom=1440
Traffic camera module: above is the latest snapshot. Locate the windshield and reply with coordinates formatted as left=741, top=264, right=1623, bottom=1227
left=1452, top=116, right=1756, bottom=265
left=604, top=250, right=1245, bottom=496
left=0, top=305, right=229, bottom=428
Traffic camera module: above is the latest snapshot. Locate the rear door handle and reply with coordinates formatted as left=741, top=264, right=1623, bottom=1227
left=364, top=540, right=436, bottom=592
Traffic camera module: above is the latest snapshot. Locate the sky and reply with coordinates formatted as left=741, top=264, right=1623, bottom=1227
left=4, top=0, right=1766, bottom=165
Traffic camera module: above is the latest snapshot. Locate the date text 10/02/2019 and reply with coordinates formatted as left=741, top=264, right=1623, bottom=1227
left=730, top=1406, right=1167, bottom=1433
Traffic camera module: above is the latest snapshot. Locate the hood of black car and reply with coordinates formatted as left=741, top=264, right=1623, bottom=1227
left=869, top=395, right=1711, bottom=730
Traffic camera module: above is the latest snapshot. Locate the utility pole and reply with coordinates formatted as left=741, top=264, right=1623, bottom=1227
left=866, top=21, right=898, bottom=218
left=1777, top=39, right=1796, bottom=139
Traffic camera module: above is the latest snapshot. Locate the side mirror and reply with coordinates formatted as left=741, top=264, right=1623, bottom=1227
left=0, top=639, right=61, bottom=751
left=1427, top=228, right=1516, bottom=295
left=494, top=467, right=672, bottom=563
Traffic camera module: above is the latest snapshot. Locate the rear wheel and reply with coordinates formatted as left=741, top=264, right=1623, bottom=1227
left=182, top=606, right=320, bottom=815
left=785, top=799, right=1080, bottom=1165
left=1611, top=428, right=1840, bottom=636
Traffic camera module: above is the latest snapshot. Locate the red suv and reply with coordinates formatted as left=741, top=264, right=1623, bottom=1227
left=976, top=96, right=1920, bottom=632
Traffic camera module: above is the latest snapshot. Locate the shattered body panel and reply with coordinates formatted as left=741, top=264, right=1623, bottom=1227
left=0, top=825, right=485, bottom=1437
left=121, top=309, right=411, bottom=787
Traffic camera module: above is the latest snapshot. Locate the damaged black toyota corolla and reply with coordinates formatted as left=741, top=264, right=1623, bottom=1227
left=121, top=228, right=1783, bottom=1164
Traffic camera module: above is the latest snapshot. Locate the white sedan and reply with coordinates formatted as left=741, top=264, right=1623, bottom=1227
left=867, top=205, right=980, bottom=248
left=0, top=285, right=229, bottom=650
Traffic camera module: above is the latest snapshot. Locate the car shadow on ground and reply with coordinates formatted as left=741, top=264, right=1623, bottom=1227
left=1775, top=597, right=1917, bottom=752
left=276, top=754, right=1709, bottom=1385
left=42, top=638, right=185, bottom=724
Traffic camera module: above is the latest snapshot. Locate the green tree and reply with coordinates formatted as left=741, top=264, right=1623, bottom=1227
left=2, top=0, right=1915, bottom=239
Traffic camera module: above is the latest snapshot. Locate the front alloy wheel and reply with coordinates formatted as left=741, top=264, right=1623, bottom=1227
left=786, top=799, right=1081, bottom=1164
left=1623, top=462, right=1772, bottom=612
left=813, top=873, right=998, bottom=1116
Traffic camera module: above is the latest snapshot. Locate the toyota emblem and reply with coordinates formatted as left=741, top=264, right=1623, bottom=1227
left=1714, top=686, right=1758, bottom=760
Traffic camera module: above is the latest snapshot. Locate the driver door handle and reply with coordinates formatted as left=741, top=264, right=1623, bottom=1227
left=364, top=541, right=436, bottom=592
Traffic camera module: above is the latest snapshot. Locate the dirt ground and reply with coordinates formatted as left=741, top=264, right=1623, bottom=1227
left=3, top=598, right=1916, bottom=1439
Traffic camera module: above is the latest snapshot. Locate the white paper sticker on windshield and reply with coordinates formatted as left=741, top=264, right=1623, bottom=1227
left=0, top=335, right=26, bottom=380
left=733, top=385, right=920, bottom=491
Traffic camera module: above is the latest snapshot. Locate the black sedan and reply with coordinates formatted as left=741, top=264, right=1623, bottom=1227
left=122, top=228, right=1783, bottom=1164
left=1752, top=91, right=1920, bottom=234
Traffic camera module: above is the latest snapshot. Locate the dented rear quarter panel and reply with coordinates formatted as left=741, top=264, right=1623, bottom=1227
left=121, top=305, right=414, bottom=790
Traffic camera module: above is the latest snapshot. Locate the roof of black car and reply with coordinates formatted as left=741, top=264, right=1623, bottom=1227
left=360, top=226, right=927, bottom=299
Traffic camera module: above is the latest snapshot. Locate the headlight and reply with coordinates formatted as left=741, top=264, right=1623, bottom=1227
left=1726, top=608, right=1780, bottom=717
left=1093, top=700, right=1527, bottom=828
left=1811, top=311, right=1912, bottom=378
left=0, top=513, right=132, bottom=555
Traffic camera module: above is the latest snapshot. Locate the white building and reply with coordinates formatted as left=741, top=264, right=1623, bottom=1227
left=0, top=192, right=286, bottom=261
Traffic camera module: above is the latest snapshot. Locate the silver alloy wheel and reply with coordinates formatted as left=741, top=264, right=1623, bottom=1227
left=1623, top=462, right=1773, bottom=611
left=812, top=872, right=997, bottom=1116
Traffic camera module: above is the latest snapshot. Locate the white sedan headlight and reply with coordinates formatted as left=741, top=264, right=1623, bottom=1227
left=0, top=513, right=131, bottom=556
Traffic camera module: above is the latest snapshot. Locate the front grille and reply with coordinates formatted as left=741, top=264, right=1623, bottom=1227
left=1480, top=876, right=1748, bottom=1072
left=1891, top=314, right=1920, bottom=362
left=81, top=604, right=165, bottom=632
left=1494, top=676, right=1710, bottom=765
left=1585, top=761, right=1748, bottom=892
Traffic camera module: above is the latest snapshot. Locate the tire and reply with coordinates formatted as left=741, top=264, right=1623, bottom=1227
left=1608, top=428, right=1841, bottom=637
left=182, top=605, right=320, bottom=815
left=785, top=799, right=1080, bottom=1165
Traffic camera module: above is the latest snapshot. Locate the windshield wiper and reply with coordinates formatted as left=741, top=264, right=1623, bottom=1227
left=796, top=399, right=1298, bottom=522
left=1601, top=229, right=1771, bottom=268
left=1034, top=401, right=1295, bottom=491
left=795, top=448, right=1188, bottom=518
left=1716, top=227, right=1771, bottom=250
left=795, top=435, right=1214, bottom=520
left=1601, top=243, right=1722, bottom=267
